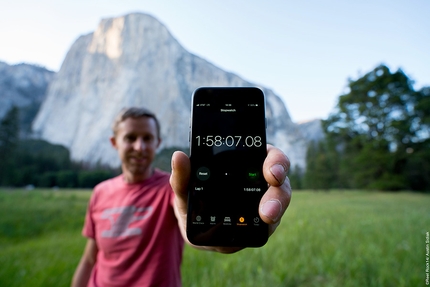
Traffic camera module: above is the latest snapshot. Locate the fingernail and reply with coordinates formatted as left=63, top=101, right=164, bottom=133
left=270, top=164, right=286, bottom=184
left=261, top=199, right=282, bottom=222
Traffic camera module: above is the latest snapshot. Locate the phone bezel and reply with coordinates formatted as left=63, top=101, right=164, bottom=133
left=186, top=87, right=269, bottom=247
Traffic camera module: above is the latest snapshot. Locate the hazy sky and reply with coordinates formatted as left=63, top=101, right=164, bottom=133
left=1, top=0, right=429, bottom=122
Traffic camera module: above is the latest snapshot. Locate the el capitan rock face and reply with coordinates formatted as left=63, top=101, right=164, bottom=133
left=33, top=12, right=315, bottom=168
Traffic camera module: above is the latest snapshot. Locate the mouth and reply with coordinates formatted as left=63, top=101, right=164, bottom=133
left=129, top=154, right=148, bottom=164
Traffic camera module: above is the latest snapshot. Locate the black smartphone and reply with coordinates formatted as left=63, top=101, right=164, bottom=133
left=187, top=87, right=268, bottom=247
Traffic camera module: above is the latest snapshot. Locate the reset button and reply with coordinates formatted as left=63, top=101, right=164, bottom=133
left=196, top=167, right=210, bottom=181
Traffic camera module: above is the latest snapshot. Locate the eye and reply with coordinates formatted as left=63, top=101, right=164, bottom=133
left=143, top=134, right=154, bottom=143
left=124, top=134, right=137, bottom=142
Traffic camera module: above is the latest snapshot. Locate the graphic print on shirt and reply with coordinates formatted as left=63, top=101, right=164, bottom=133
left=101, top=206, right=153, bottom=238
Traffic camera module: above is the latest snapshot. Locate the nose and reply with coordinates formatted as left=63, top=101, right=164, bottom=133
left=133, top=137, right=145, bottom=151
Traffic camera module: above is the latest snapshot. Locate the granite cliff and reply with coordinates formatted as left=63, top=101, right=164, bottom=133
left=0, top=61, right=54, bottom=134
left=33, top=13, right=318, bottom=168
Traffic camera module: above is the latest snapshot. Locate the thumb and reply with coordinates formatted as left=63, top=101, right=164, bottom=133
left=169, top=151, right=191, bottom=216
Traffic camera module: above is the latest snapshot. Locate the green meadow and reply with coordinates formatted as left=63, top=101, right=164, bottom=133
left=0, top=189, right=428, bottom=287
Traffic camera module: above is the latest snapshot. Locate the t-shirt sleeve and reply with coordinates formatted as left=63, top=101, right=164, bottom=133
left=82, top=191, right=96, bottom=239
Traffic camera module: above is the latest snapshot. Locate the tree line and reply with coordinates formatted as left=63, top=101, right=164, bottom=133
left=0, top=107, right=182, bottom=188
left=0, top=107, right=117, bottom=188
left=1, top=64, right=429, bottom=191
left=290, top=64, right=430, bottom=192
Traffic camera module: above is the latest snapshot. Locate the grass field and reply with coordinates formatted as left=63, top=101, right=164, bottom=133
left=0, top=189, right=428, bottom=286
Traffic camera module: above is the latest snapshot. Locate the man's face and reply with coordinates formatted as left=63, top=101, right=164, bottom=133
left=110, top=117, right=161, bottom=182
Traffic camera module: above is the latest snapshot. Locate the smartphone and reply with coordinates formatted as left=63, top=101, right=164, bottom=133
left=187, top=87, right=268, bottom=247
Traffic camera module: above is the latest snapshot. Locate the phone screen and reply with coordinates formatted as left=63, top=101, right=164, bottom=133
left=187, top=87, right=268, bottom=247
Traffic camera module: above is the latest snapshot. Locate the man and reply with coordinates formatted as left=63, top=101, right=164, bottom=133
left=72, top=107, right=292, bottom=287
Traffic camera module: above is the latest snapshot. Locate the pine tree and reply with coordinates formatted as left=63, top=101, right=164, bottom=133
left=0, top=106, right=20, bottom=185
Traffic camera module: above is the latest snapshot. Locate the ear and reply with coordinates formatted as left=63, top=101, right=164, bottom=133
left=110, top=136, right=118, bottom=149
left=156, top=137, right=162, bottom=150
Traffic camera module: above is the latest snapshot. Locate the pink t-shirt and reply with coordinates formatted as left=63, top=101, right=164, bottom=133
left=83, top=169, right=184, bottom=287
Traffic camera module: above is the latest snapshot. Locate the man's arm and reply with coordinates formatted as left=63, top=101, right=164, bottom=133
left=71, top=238, right=98, bottom=287
left=170, top=144, right=292, bottom=253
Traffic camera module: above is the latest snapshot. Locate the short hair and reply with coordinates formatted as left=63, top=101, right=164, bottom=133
left=112, top=107, right=161, bottom=137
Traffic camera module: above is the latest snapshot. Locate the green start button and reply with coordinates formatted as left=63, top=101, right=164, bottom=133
left=248, top=171, right=260, bottom=180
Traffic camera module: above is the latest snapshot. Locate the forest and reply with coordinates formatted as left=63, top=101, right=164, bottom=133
left=291, top=64, right=430, bottom=192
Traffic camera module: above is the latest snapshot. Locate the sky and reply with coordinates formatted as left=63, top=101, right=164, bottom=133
left=1, top=0, right=429, bottom=123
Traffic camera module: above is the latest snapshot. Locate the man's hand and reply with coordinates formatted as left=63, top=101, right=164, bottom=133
left=169, top=144, right=292, bottom=253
